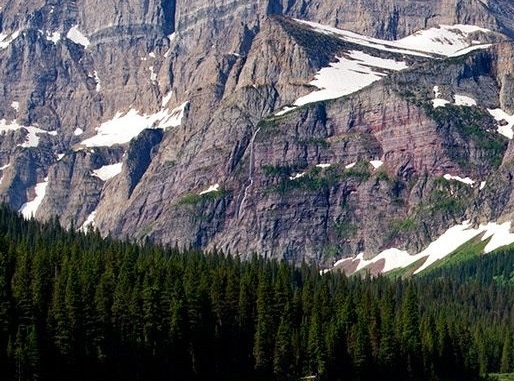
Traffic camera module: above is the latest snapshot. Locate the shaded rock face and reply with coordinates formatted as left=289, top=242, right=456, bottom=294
left=1, top=0, right=514, bottom=264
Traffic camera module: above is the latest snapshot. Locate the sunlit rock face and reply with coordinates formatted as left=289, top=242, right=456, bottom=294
left=1, top=0, right=514, bottom=266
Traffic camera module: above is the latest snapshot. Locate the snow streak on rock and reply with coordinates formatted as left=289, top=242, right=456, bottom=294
left=66, top=25, right=90, bottom=48
left=332, top=221, right=514, bottom=275
left=80, top=102, right=189, bottom=147
left=20, top=178, right=49, bottom=219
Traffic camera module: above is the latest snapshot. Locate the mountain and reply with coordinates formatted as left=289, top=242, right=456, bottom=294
left=2, top=0, right=514, bottom=267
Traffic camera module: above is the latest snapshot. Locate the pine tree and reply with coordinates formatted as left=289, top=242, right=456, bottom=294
left=273, top=306, right=294, bottom=380
left=253, top=268, right=275, bottom=375
left=0, top=247, right=13, bottom=364
left=307, top=312, right=326, bottom=378
left=500, top=332, right=513, bottom=373
left=399, top=285, right=422, bottom=378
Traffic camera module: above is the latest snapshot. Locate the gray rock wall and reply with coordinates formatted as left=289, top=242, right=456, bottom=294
left=0, top=0, right=513, bottom=263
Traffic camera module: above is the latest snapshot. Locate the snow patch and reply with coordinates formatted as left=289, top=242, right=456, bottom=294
left=454, top=94, right=477, bottom=106
left=91, top=71, right=101, bottom=92
left=432, top=98, right=450, bottom=108
left=345, top=162, right=357, bottom=169
left=162, top=101, right=189, bottom=129
left=395, top=24, right=491, bottom=57
left=443, top=173, right=475, bottom=185
left=289, top=172, right=306, bottom=180
left=149, top=66, right=157, bottom=82
left=56, top=153, right=65, bottom=161
left=293, top=50, right=408, bottom=107
left=80, top=101, right=188, bottom=147
left=333, top=220, right=514, bottom=276
left=0, top=119, right=58, bottom=147
left=11, top=101, right=19, bottom=111
left=0, top=30, right=21, bottom=49
left=80, top=211, right=97, bottom=232
left=370, top=160, right=383, bottom=169
left=149, top=52, right=156, bottom=58
left=0, top=163, right=10, bottom=185
left=295, top=19, right=492, bottom=58
left=19, top=178, right=49, bottom=219
left=481, top=222, right=514, bottom=253
left=433, top=86, right=442, bottom=98
left=287, top=20, right=493, bottom=112
left=275, top=106, right=296, bottom=116
left=480, top=181, right=486, bottom=190
left=66, top=25, right=90, bottom=48
left=46, top=31, right=61, bottom=43
left=22, top=127, right=57, bottom=148
left=164, top=33, right=176, bottom=58
left=74, top=128, right=84, bottom=136
left=316, top=163, right=331, bottom=169
left=432, top=86, right=450, bottom=108
left=162, top=91, right=173, bottom=108
left=488, top=108, right=514, bottom=139
left=199, top=183, right=220, bottom=195
left=92, top=163, right=123, bottom=181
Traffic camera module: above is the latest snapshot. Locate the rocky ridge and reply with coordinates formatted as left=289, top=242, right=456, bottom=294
left=1, top=0, right=514, bottom=265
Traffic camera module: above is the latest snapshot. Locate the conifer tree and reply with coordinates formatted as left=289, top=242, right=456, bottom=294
left=500, top=332, right=513, bottom=373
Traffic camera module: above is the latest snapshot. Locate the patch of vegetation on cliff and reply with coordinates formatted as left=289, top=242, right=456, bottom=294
left=427, top=104, right=507, bottom=170
left=332, top=222, right=358, bottom=239
left=263, top=161, right=371, bottom=195
left=294, top=136, right=330, bottom=148
left=273, top=166, right=340, bottom=194
left=408, top=176, right=471, bottom=230
left=386, top=217, right=417, bottom=241
left=425, top=177, right=469, bottom=215
left=178, top=188, right=231, bottom=206
left=343, top=160, right=373, bottom=181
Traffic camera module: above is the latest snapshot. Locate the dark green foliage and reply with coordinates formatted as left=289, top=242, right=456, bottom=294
left=0, top=206, right=512, bottom=381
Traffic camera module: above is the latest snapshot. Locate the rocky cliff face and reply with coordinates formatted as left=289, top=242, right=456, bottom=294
left=1, top=0, right=514, bottom=265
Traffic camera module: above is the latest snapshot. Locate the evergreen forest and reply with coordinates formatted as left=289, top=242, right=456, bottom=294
left=0, top=206, right=513, bottom=381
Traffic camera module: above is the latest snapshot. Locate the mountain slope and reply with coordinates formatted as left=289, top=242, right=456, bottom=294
left=2, top=1, right=514, bottom=265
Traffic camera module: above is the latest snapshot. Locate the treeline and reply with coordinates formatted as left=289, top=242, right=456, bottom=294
left=0, top=206, right=513, bottom=381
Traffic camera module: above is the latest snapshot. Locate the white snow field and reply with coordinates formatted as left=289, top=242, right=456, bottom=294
left=275, top=20, right=493, bottom=115
left=292, top=50, right=408, bottom=107
left=333, top=221, right=514, bottom=275
left=295, top=20, right=491, bottom=58
left=80, top=101, right=189, bottom=147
